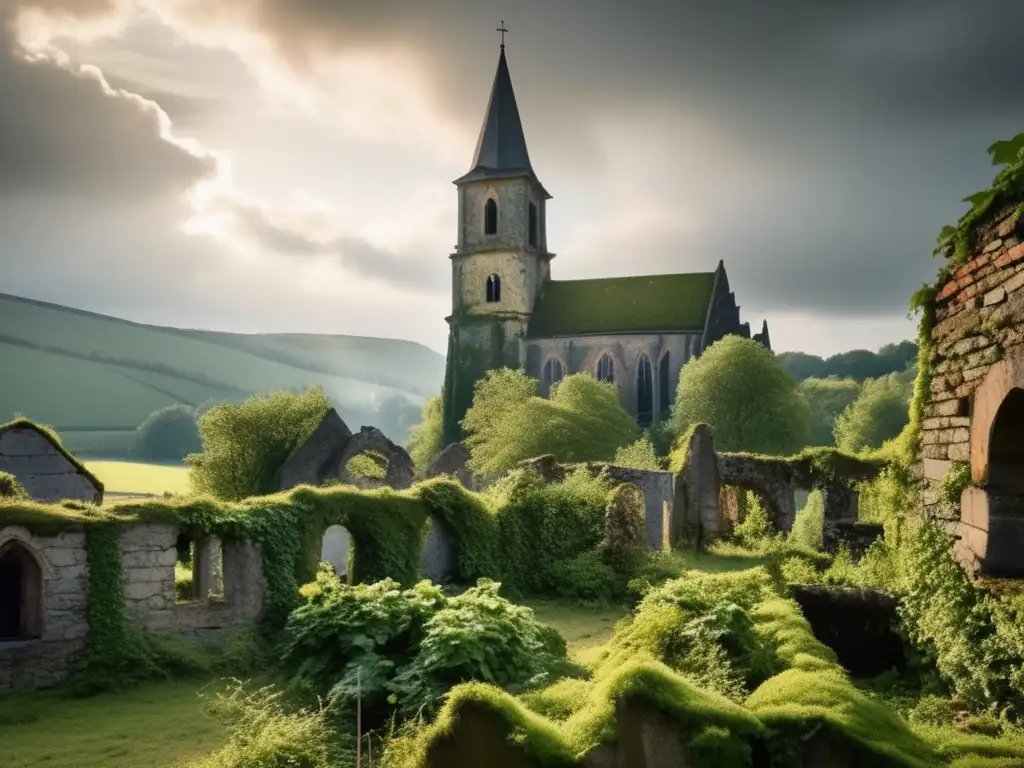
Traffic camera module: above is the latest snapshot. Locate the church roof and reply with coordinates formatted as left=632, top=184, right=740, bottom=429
left=453, top=47, right=550, bottom=197
left=527, top=272, right=717, bottom=338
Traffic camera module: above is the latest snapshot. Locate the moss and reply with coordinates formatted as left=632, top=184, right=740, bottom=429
left=528, top=273, right=716, bottom=337
left=713, top=446, right=888, bottom=487
left=0, top=418, right=105, bottom=493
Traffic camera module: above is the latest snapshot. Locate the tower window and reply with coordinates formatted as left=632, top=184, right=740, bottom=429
left=529, top=202, right=538, bottom=247
left=637, top=354, right=653, bottom=427
left=484, top=198, right=498, bottom=235
left=486, top=274, right=501, bottom=303
left=596, top=353, right=614, bottom=384
left=542, top=357, right=564, bottom=396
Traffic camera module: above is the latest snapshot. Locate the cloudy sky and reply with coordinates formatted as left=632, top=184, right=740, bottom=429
left=3, top=0, right=1023, bottom=357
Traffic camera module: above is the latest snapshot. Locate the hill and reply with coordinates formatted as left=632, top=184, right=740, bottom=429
left=0, top=293, right=445, bottom=456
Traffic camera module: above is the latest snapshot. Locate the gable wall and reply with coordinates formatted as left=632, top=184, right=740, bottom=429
left=0, top=428, right=101, bottom=504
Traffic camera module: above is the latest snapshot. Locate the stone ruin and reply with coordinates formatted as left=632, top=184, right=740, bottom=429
left=275, top=408, right=416, bottom=492
left=674, top=425, right=885, bottom=553
left=921, top=202, right=1024, bottom=577
left=424, top=442, right=475, bottom=488
left=0, top=421, right=103, bottom=505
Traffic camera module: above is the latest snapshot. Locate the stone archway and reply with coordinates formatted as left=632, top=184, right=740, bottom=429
left=335, top=427, right=415, bottom=490
left=0, top=541, right=44, bottom=640
left=961, top=348, right=1024, bottom=576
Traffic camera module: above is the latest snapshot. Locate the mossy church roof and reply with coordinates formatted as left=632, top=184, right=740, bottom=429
left=527, top=272, right=716, bottom=337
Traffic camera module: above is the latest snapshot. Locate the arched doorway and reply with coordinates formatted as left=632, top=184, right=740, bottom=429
left=321, top=525, right=352, bottom=584
left=0, top=542, right=44, bottom=640
left=988, top=388, right=1024, bottom=494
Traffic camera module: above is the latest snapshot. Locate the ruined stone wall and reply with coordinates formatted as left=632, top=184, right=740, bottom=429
left=0, top=526, right=89, bottom=692
left=921, top=203, right=1024, bottom=527
left=524, top=332, right=701, bottom=421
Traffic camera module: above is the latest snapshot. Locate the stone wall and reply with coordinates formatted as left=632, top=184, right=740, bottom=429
left=524, top=332, right=701, bottom=423
left=922, top=202, right=1024, bottom=575
left=0, top=425, right=102, bottom=504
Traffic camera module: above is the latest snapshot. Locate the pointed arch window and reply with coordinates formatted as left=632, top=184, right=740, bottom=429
left=0, top=541, right=44, bottom=640
left=659, top=352, right=672, bottom=420
left=528, top=202, right=538, bottom=247
left=596, top=353, right=614, bottom=384
left=486, top=274, right=501, bottom=303
left=637, top=354, right=654, bottom=427
left=484, top=198, right=498, bottom=235
left=542, top=357, right=565, bottom=396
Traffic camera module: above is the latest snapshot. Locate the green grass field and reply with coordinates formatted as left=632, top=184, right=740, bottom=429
left=0, top=679, right=227, bottom=768
left=86, top=461, right=192, bottom=498
left=0, top=293, right=443, bottom=445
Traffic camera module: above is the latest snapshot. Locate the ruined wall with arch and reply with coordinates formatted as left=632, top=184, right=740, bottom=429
left=921, top=201, right=1024, bottom=577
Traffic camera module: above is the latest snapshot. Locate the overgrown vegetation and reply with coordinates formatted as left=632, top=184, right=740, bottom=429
left=135, top=405, right=202, bottom=462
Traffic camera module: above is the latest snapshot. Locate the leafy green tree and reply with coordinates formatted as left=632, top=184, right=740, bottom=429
left=187, top=387, right=332, bottom=500
left=833, top=373, right=912, bottom=453
left=670, top=336, right=809, bottom=455
left=135, top=405, right=202, bottom=462
left=463, top=369, right=640, bottom=477
left=798, top=377, right=861, bottom=447
left=405, top=395, right=445, bottom=472
left=777, top=340, right=918, bottom=383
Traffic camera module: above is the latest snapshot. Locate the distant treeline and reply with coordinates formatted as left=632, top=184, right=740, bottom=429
left=777, top=340, right=917, bottom=382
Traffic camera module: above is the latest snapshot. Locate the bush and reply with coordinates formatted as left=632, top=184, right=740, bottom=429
left=406, top=396, right=444, bottom=473
left=612, top=437, right=663, bottom=471
left=187, top=387, right=331, bottom=500
left=0, top=471, right=27, bottom=499
left=789, top=490, right=824, bottom=550
left=135, top=405, right=202, bottom=462
left=279, top=571, right=568, bottom=725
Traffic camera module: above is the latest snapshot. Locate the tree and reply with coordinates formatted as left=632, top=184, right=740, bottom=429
left=187, top=386, right=332, bottom=500
left=463, top=369, right=640, bottom=477
left=833, top=373, right=912, bottom=453
left=406, top=395, right=444, bottom=472
left=798, top=377, right=861, bottom=447
left=777, top=341, right=918, bottom=383
left=671, top=336, right=809, bottom=455
left=135, top=405, right=202, bottom=462
left=613, top=437, right=663, bottom=471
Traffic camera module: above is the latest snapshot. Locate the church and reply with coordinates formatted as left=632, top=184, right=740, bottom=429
left=441, top=40, right=770, bottom=444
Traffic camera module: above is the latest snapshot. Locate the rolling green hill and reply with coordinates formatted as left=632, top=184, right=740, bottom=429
left=0, top=293, right=445, bottom=456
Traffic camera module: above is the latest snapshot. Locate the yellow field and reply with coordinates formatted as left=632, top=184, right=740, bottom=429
left=86, top=461, right=192, bottom=499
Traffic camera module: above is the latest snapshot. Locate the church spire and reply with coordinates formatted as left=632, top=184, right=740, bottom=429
left=453, top=30, right=549, bottom=197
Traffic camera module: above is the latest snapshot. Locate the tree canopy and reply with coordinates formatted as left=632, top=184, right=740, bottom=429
left=187, top=386, right=332, bottom=500
left=405, top=395, right=444, bottom=472
left=777, top=340, right=917, bottom=382
left=135, top=405, right=202, bottom=462
left=462, top=369, right=640, bottom=477
left=833, top=372, right=913, bottom=454
left=798, top=377, right=862, bottom=447
left=670, top=335, right=809, bottom=455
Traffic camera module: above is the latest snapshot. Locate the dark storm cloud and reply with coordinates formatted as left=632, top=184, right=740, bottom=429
left=231, top=203, right=446, bottom=294
left=172, top=0, right=1024, bottom=319
left=0, top=10, right=215, bottom=201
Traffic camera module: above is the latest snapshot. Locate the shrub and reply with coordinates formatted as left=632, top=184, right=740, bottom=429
left=405, top=396, right=444, bottom=473
left=279, top=571, right=567, bottom=726
left=789, top=490, right=824, bottom=550
left=732, top=493, right=776, bottom=549
left=345, top=450, right=388, bottom=481
left=135, top=405, right=202, bottom=462
left=612, top=437, right=663, bottom=471
left=0, top=471, right=27, bottom=499
left=187, top=387, right=331, bottom=500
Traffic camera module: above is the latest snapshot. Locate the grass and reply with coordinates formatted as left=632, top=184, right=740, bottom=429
left=524, top=599, right=628, bottom=659
left=0, top=679, right=228, bottom=767
left=86, top=460, right=192, bottom=497
left=0, top=292, right=440, bottom=433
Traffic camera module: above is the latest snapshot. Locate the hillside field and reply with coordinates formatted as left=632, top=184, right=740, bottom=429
left=86, top=461, right=192, bottom=502
left=0, top=293, right=445, bottom=456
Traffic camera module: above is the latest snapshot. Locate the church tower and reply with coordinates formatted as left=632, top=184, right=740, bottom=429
left=441, top=32, right=554, bottom=443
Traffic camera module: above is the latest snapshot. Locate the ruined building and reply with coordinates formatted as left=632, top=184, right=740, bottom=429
left=441, top=42, right=770, bottom=442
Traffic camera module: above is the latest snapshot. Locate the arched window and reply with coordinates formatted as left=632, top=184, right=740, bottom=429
left=637, top=354, right=654, bottom=427
left=484, top=198, right=498, bottom=235
left=529, top=202, right=538, bottom=247
left=596, top=353, right=614, bottom=383
left=486, top=274, right=501, bottom=303
left=659, top=352, right=671, bottom=419
left=542, top=357, right=565, bottom=396
left=0, top=541, right=44, bottom=640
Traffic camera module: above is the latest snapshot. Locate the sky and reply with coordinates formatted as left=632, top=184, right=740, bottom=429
left=3, top=0, right=1023, bottom=358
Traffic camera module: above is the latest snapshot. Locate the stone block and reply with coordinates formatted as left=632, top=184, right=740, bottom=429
left=947, top=443, right=970, bottom=461
left=984, top=287, right=1007, bottom=306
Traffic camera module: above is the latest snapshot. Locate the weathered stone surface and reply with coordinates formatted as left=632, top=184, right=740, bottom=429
left=675, top=425, right=721, bottom=544
left=790, top=585, right=904, bottom=677
left=425, top=442, right=473, bottom=487
left=604, top=483, right=646, bottom=557
left=335, top=427, right=415, bottom=490
left=275, top=408, right=353, bottom=490
left=718, top=453, right=797, bottom=532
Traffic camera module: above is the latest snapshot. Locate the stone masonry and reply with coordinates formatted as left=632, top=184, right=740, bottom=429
left=921, top=201, right=1024, bottom=576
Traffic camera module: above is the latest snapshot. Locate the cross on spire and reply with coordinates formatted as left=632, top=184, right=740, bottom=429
left=496, top=20, right=508, bottom=48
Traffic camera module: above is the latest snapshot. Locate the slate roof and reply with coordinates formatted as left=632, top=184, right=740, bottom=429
left=527, top=272, right=717, bottom=338
left=453, top=47, right=550, bottom=197
left=0, top=418, right=104, bottom=492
